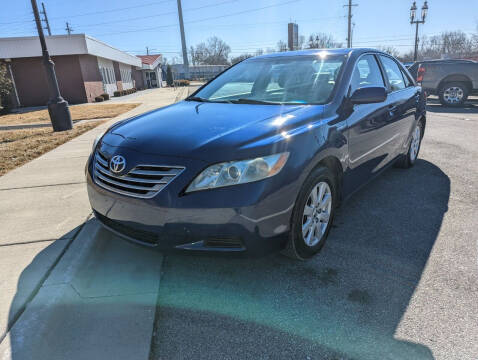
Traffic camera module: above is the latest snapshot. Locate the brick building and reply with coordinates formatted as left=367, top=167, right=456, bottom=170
left=0, top=34, right=142, bottom=107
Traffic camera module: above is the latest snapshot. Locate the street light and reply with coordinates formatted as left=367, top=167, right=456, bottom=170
left=31, top=0, right=72, bottom=131
left=410, top=1, right=428, bottom=61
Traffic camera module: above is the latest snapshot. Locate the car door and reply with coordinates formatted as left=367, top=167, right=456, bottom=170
left=343, top=53, right=393, bottom=195
left=378, top=55, right=419, bottom=159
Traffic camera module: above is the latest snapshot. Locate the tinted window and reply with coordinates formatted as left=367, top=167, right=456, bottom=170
left=380, top=56, right=405, bottom=91
left=400, top=68, right=413, bottom=87
left=350, top=55, right=384, bottom=94
left=194, top=55, right=346, bottom=105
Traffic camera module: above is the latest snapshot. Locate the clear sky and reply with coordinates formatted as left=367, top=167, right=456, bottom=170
left=1, top=0, right=477, bottom=62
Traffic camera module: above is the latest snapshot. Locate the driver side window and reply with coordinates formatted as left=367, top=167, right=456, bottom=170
left=350, top=54, right=385, bottom=95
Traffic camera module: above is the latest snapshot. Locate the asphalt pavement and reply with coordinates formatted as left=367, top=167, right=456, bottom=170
left=1, top=96, right=477, bottom=360
left=150, top=103, right=478, bottom=360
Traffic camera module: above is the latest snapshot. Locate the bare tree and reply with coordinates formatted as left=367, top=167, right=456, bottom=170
left=190, top=37, right=231, bottom=65
left=277, top=40, right=287, bottom=52
left=231, top=53, right=253, bottom=64
left=298, top=35, right=305, bottom=50
left=401, top=31, right=478, bottom=61
left=377, top=45, right=400, bottom=58
left=307, top=33, right=343, bottom=49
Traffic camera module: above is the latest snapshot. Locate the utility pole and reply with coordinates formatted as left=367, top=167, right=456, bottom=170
left=65, top=22, right=73, bottom=35
left=176, top=0, right=189, bottom=79
left=345, top=0, right=357, bottom=48
left=31, top=0, right=72, bottom=131
left=40, top=2, right=51, bottom=36
left=410, top=1, right=428, bottom=61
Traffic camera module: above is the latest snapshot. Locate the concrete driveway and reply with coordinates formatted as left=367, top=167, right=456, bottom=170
left=1, top=96, right=477, bottom=360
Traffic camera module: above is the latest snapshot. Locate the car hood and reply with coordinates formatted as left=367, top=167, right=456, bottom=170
left=102, top=101, right=323, bottom=161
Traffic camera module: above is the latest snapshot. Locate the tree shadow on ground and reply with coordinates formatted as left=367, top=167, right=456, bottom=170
left=151, top=159, right=450, bottom=360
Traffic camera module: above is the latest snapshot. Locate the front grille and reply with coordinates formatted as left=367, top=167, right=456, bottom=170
left=93, top=151, right=185, bottom=198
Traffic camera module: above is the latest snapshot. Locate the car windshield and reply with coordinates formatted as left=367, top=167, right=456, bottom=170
left=190, top=54, right=346, bottom=105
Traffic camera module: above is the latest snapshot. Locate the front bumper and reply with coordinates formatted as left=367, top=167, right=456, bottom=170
left=86, top=149, right=298, bottom=256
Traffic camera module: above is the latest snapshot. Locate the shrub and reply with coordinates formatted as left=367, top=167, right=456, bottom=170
left=113, top=90, right=122, bottom=97
left=95, top=96, right=104, bottom=102
left=0, top=62, right=14, bottom=114
left=174, top=79, right=190, bottom=87
left=100, top=93, right=110, bottom=100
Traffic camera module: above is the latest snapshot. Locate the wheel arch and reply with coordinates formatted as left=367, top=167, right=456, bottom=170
left=438, top=74, right=473, bottom=93
left=315, top=155, right=344, bottom=205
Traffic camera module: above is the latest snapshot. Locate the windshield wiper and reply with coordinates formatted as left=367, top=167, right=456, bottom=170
left=186, top=96, right=211, bottom=103
left=186, top=96, right=234, bottom=104
left=229, top=98, right=279, bottom=105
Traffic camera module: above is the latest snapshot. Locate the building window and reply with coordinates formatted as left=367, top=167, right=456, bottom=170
left=100, top=66, right=116, bottom=85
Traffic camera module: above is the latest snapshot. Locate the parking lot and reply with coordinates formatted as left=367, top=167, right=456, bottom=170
left=149, top=100, right=478, bottom=359
left=1, top=95, right=477, bottom=360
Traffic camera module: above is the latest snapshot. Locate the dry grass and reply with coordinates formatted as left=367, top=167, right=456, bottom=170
left=0, top=120, right=105, bottom=176
left=0, top=103, right=139, bottom=126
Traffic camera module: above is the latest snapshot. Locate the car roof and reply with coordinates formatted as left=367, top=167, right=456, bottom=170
left=250, top=48, right=387, bottom=60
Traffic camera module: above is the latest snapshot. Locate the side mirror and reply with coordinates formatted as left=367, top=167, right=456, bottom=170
left=350, top=86, right=387, bottom=104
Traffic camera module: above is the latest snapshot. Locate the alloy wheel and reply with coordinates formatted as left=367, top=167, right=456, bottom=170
left=302, top=181, right=332, bottom=247
left=410, top=124, right=421, bottom=162
left=443, top=86, right=464, bottom=104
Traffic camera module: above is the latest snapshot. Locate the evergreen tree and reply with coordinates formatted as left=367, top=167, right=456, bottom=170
left=166, top=65, right=174, bottom=87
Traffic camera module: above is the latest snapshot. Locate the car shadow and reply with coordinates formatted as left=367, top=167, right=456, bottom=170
left=5, top=159, right=449, bottom=360
left=151, top=159, right=450, bottom=359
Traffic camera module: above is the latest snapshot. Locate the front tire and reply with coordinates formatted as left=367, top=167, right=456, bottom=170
left=439, top=82, right=468, bottom=107
left=396, top=121, right=423, bottom=168
left=282, top=167, right=337, bottom=260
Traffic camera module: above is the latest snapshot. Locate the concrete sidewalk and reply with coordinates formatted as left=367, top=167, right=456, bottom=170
left=0, top=86, right=190, bottom=359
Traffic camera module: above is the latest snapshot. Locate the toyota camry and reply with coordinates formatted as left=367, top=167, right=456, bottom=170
left=86, top=48, right=426, bottom=260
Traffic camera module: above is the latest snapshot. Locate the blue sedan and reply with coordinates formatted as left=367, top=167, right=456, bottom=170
left=86, top=48, right=426, bottom=260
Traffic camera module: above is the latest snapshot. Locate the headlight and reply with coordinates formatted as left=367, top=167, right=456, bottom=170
left=186, top=152, right=289, bottom=193
left=92, top=130, right=106, bottom=152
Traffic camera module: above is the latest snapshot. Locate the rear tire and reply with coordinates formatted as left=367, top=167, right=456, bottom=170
left=282, top=166, right=337, bottom=260
left=396, top=121, right=423, bottom=169
left=439, top=82, right=468, bottom=107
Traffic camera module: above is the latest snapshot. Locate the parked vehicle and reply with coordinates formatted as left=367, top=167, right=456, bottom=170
left=86, top=48, right=426, bottom=260
left=408, top=59, right=478, bottom=106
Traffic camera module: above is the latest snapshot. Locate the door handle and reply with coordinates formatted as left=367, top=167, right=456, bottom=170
left=388, top=105, right=398, bottom=114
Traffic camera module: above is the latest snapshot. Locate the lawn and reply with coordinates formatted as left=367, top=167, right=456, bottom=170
left=0, top=103, right=139, bottom=126
left=0, top=121, right=106, bottom=176
left=0, top=102, right=140, bottom=176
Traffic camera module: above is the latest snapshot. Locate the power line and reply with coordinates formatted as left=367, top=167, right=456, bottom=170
left=50, top=0, right=175, bottom=20
left=93, top=0, right=303, bottom=37
left=0, top=0, right=175, bottom=25
left=71, top=0, right=238, bottom=29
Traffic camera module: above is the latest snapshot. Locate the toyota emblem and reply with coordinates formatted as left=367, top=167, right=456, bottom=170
left=109, top=155, right=126, bottom=174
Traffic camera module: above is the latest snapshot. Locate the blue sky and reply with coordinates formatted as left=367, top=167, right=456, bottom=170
left=1, top=0, right=477, bottom=62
